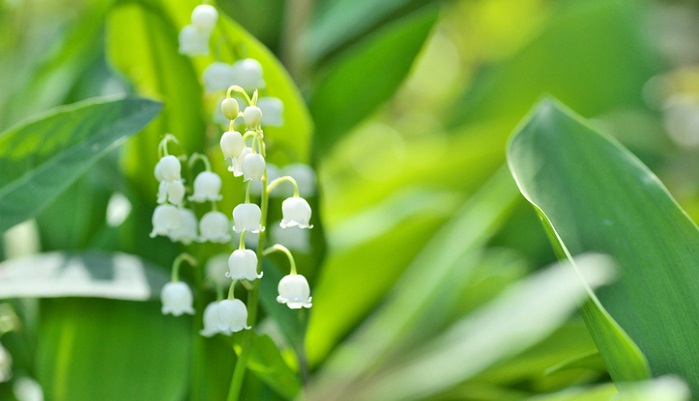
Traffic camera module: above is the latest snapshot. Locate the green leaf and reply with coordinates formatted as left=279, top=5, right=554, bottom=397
left=36, top=298, right=190, bottom=401
left=0, top=251, right=169, bottom=301
left=309, top=7, right=437, bottom=152
left=0, top=97, right=162, bottom=233
left=507, top=98, right=699, bottom=391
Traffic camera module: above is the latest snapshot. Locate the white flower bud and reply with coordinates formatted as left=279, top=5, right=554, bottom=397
left=231, top=58, right=265, bottom=92
left=277, top=274, right=312, bottom=309
left=189, top=171, right=222, bottom=202
left=204, top=62, right=235, bottom=92
left=283, top=163, right=316, bottom=197
left=271, top=223, right=310, bottom=253
left=169, top=208, right=198, bottom=245
left=150, top=204, right=181, bottom=238
left=199, top=211, right=231, bottom=243
left=191, top=4, right=218, bottom=33
left=161, top=281, right=195, bottom=316
left=243, top=106, right=262, bottom=128
left=217, top=299, right=251, bottom=333
left=205, top=254, right=232, bottom=288
left=280, top=197, right=312, bottom=229
left=232, top=203, right=262, bottom=233
left=257, top=97, right=284, bottom=127
left=200, top=301, right=223, bottom=337
left=179, top=25, right=209, bottom=56
left=242, top=153, right=265, bottom=182
left=157, top=180, right=185, bottom=206
left=220, top=130, right=244, bottom=158
left=221, top=98, right=240, bottom=120
left=229, top=147, right=251, bottom=177
left=227, top=249, right=262, bottom=281
left=158, top=155, right=182, bottom=182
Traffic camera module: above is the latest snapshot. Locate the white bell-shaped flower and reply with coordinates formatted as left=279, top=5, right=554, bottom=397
left=229, top=147, right=252, bottom=177
left=204, top=62, right=235, bottom=92
left=205, top=254, right=232, bottom=288
left=271, top=223, right=310, bottom=253
left=154, top=160, right=164, bottom=181
left=242, top=153, right=265, bottom=182
left=179, top=24, right=209, bottom=56
left=157, top=155, right=182, bottom=182
left=200, top=302, right=223, bottom=337
left=161, top=281, right=195, bottom=316
left=221, top=97, right=240, bottom=120
left=189, top=171, right=222, bottom=202
left=157, top=180, right=185, bottom=206
left=199, top=211, right=231, bottom=243
left=232, top=203, right=262, bottom=233
left=169, top=208, right=198, bottom=245
left=220, top=130, right=244, bottom=158
left=277, top=274, right=312, bottom=309
left=281, top=197, right=313, bottom=229
left=150, top=204, right=181, bottom=238
left=243, top=106, right=262, bottom=128
left=217, top=299, right=251, bottom=333
left=191, top=4, right=218, bottom=33
left=284, top=163, right=316, bottom=197
left=227, top=249, right=262, bottom=281
left=231, top=58, right=265, bottom=92
left=257, top=97, right=284, bottom=127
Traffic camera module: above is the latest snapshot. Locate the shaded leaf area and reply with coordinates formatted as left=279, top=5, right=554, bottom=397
left=309, top=255, right=616, bottom=401
left=309, top=7, right=438, bottom=153
left=36, top=298, right=190, bottom=401
left=303, top=0, right=437, bottom=65
left=447, top=0, right=661, bottom=129
left=507, top=99, right=699, bottom=394
left=0, top=97, right=162, bottom=233
left=0, top=251, right=169, bottom=301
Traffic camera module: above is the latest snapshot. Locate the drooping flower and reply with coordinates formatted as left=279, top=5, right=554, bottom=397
left=227, top=249, right=262, bottom=281
left=232, top=203, right=263, bottom=233
left=150, top=204, right=181, bottom=238
left=191, top=4, right=218, bottom=33
left=200, top=301, right=223, bottom=337
left=257, top=97, right=284, bottom=127
left=229, top=147, right=252, bottom=177
left=242, top=153, right=265, bottom=182
left=277, top=274, right=312, bottom=309
left=178, top=25, right=209, bottom=56
left=156, top=155, right=182, bottom=182
left=169, top=208, right=198, bottom=245
left=280, top=197, right=312, bottom=229
left=199, top=211, right=231, bottom=243
left=217, top=299, right=251, bottom=333
left=220, top=130, right=244, bottom=159
left=189, top=171, right=222, bottom=202
left=157, top=180, right=185, bottom=206
left=231, top=58, right=265, bottom=92
left=161, top=281, right=195, bottom=316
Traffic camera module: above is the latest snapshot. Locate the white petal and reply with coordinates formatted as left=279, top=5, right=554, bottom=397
left=191, top=4, right=218, bottom=33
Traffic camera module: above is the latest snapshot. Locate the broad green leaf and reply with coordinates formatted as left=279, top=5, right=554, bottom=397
left=448, top=0, right=660, bottom=129
left=527, top=377, right=690, bottom=401
left=36, top=298, right=190, bottom=401
left=320, top=255, right=616, bottom=401
left=507, top=98, right=699, bottom=392
left=303, top=0, right=436, bottom=64
left=309, top=7, right=437, bottom=152
left=0, top=251, right=169, bottom=301
left=232, top=331, right=301, bottom=400
left=0, top=97, right=162, bottom=233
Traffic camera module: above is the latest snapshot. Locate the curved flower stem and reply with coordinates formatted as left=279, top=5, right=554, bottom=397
left=188, top=152, right=213, bottom=172
left=227, top=85, right=252, bottom=105
left=171, top=253, right=197, bottom=282
left=227, top=280, right=238, bottom=300
left=267, top=176, right=300, bottom=197
left=226, top=146, right=269, bottom=401
left=263, top=244, right=297, bottom=275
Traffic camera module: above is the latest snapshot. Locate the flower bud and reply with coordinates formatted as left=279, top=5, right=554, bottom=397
left=231, top=58, right=265, bottom=92
left=232, top=203, right=262, bottom=233
left=199, top=211, right=231, bottom=243
left=150, top=204, right=181, bottom=238
left=158, top=155, right=182, bottom=182
left=221, top=98, right=240, bottom=120
left=161, top=281, right=195, bottom=316
left=200, top=302, right=223, bottom=337
left=189, top=171, right=222, bottom=202
left=169, top=208, right=198, bottom=245
left=217, top=299, right=251, bottom=333
left=227, top=249, right=262, bottom=281
left=220, top=130, right=244, bottom=158
left=277, top=274, right=312, bottom=309
left=242, top=153, right=265, bottom=182
left=179, top=25, right=209, bottom=56
left=191, top=4, right=218, bottom=33
left=243, top=106, right=262, bottom=128
left=280, top=197, right=312, bottom=229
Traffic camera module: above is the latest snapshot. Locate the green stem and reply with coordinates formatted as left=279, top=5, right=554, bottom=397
left=188, top=152, right=213, bottom=171
left=227, top=85, right=252, bottom=105
left=263, top=244, right=297, bottom=275
left=171, top=253, right=197, bottom=282
left=267, top=175, right=299, bottom=197
left=227, top=280, right=238, bottom=300
left=226, top=144, right=269, bottom=401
